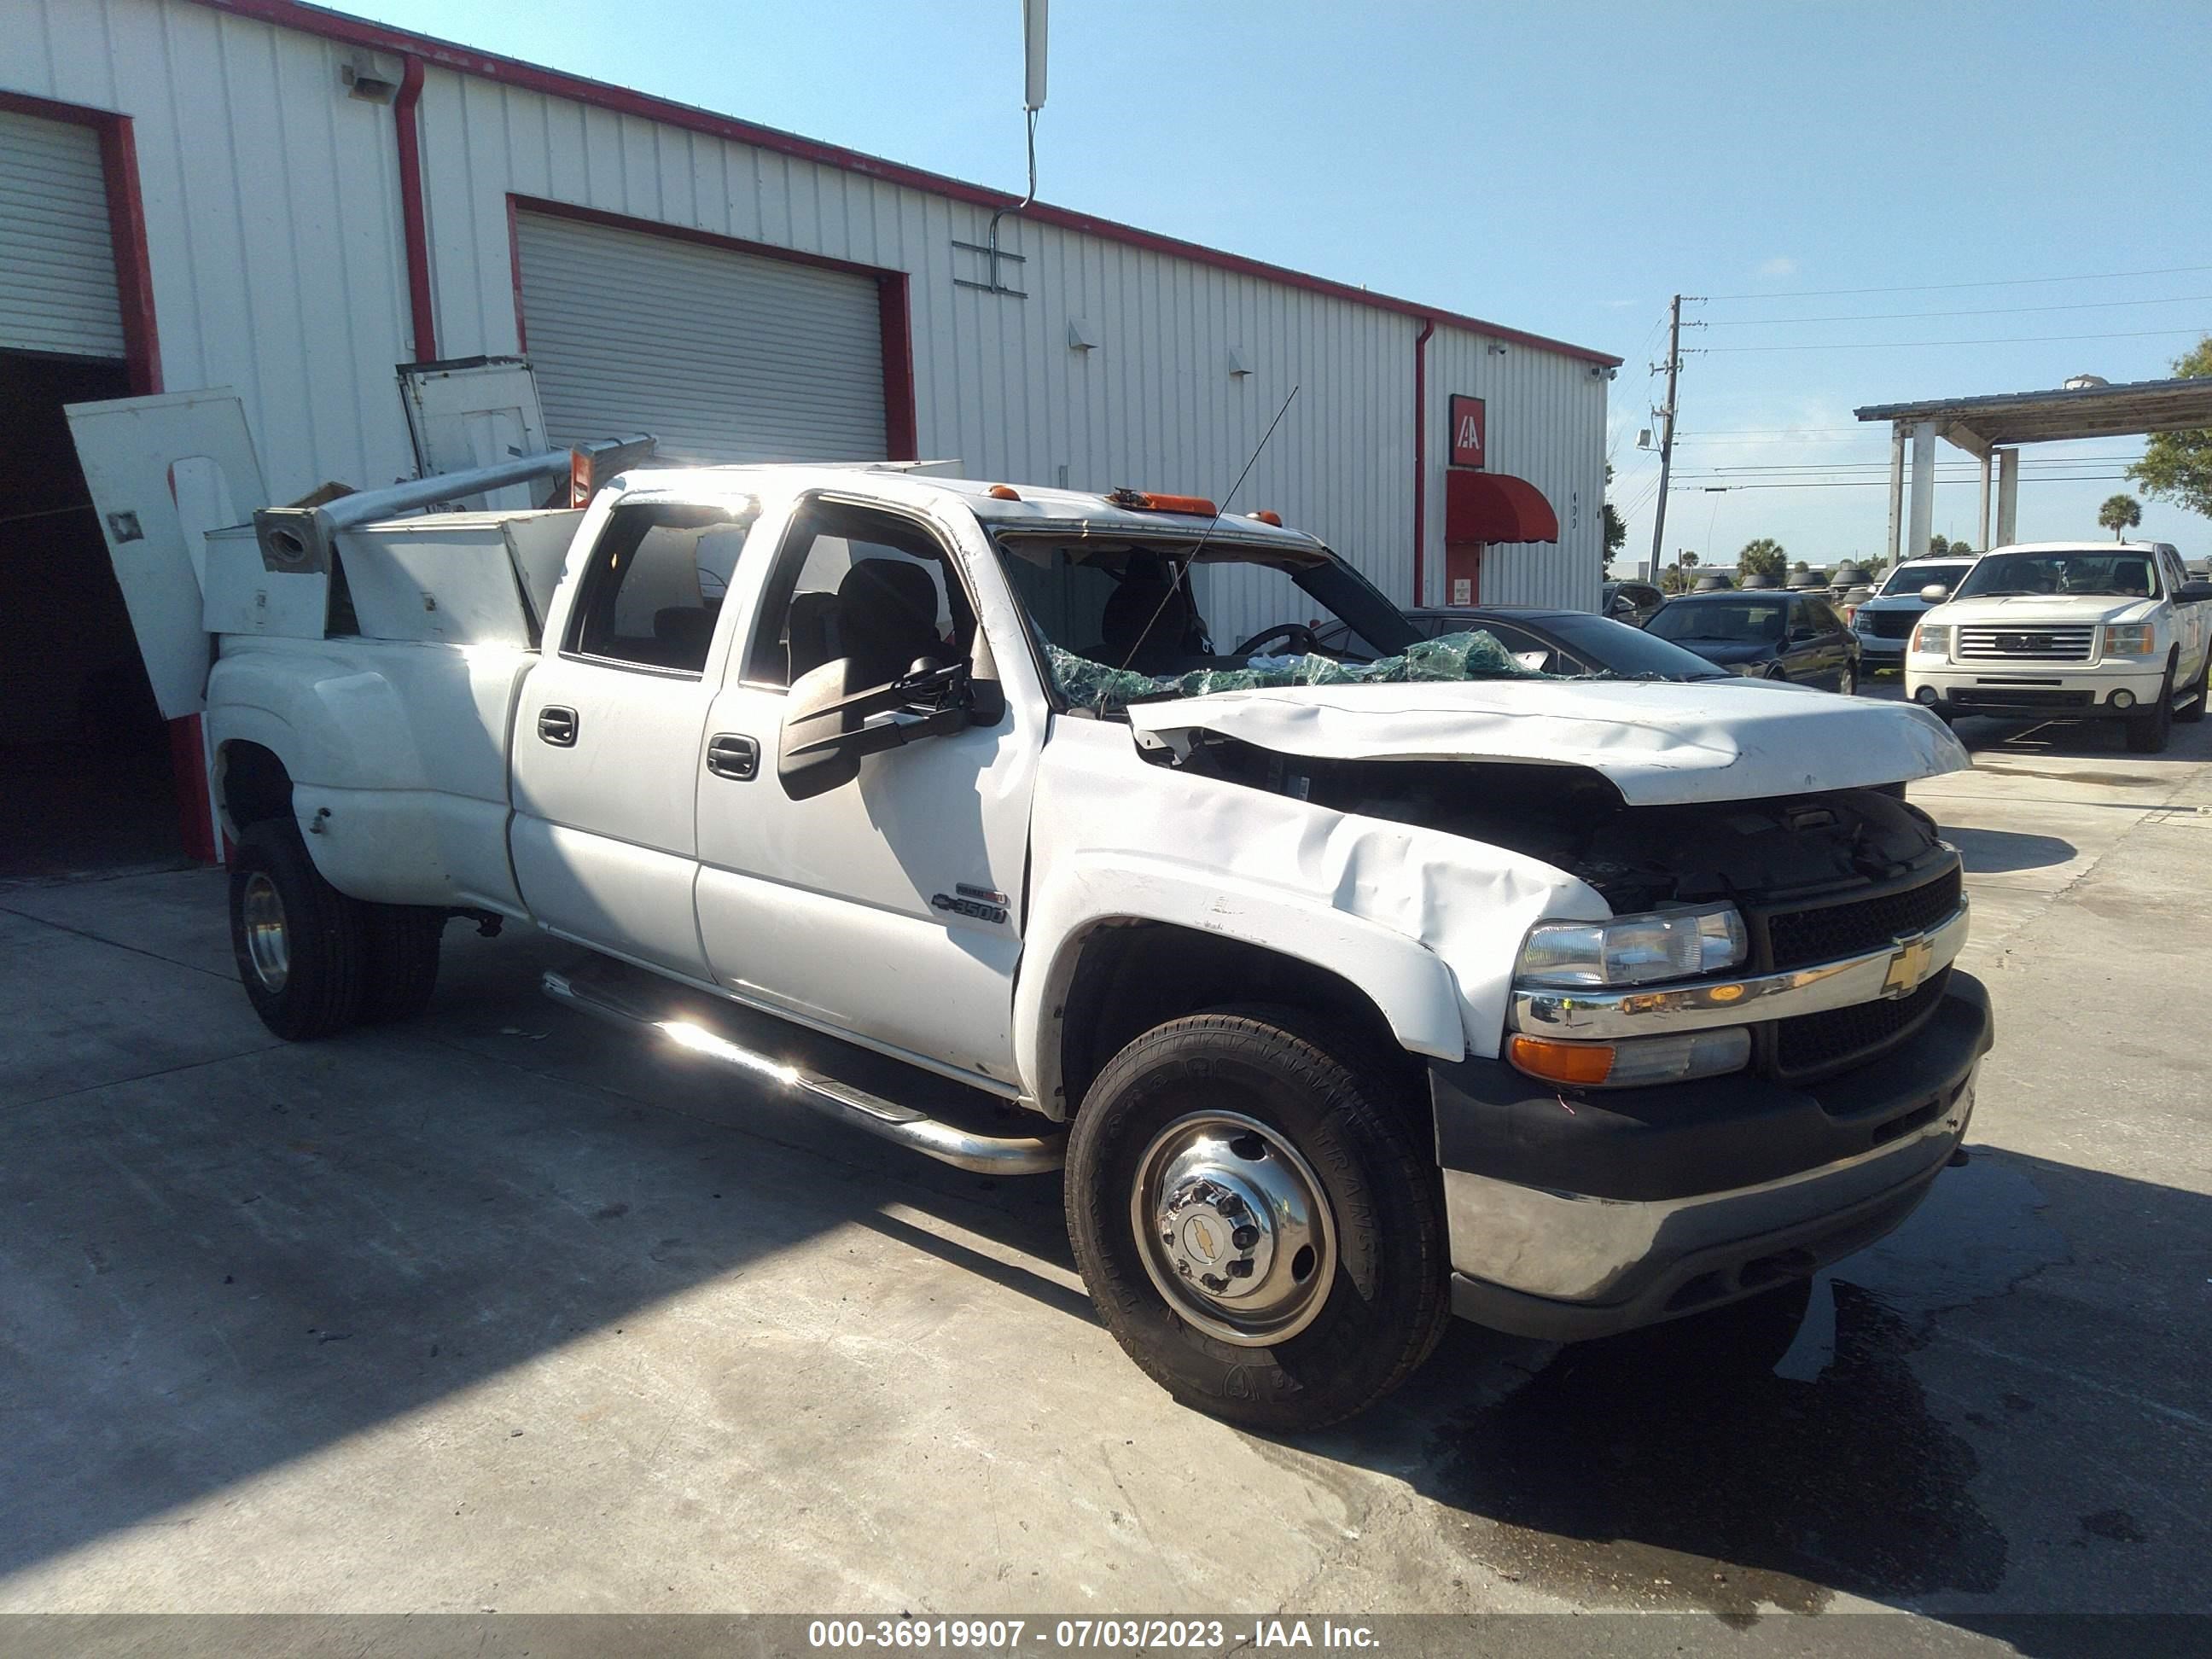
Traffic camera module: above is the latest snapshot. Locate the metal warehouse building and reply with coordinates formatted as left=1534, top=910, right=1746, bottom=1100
left=1, top=0, right=1615, bottom=871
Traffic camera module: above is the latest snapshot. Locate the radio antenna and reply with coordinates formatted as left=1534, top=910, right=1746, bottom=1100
left=1109, top=382, right=1301, bottom=678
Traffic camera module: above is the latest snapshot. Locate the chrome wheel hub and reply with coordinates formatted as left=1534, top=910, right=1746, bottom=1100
left=1132, top=1111, right=1336, bottom=1347
left=241, top=872, right=290, bottom=992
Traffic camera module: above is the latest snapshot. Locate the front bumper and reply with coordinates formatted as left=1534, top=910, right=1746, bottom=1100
left=1907, top=662, right=2166, bottom=719
left=1854, top=633, right=1907, bottom=663
left=1433, top=973, right=1993, bottom=1342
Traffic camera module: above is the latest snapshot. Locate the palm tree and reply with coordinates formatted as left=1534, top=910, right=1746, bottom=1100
left=2098, top=493, right=2143, bottom=541
left=1738, top=538, right=1787, bottom=579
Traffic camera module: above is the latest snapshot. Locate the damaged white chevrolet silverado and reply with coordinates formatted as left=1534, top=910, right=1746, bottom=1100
left=152, top=459, right=1993, bottom=1429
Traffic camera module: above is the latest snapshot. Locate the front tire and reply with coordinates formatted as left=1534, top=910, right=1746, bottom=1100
left=229, top=819, right=368, bottom=1039
left=1764, top=664, right=1790, bottom=681
left=2126, top=665, right=2175, bottom=753
left=1837, top=659, right=1859, bottom=696
left=1065, top=1008, right=1451, bottom=1433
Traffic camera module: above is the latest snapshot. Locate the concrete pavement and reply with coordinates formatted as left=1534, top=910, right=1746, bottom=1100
left=2, top=703, right=2208, bottom=1639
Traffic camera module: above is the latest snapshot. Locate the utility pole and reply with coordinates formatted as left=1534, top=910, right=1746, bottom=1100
left=1647, top=294, right=1683, bottom=579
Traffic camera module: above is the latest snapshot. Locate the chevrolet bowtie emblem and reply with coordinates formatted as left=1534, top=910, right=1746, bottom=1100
left=1882, top=934, right=1936, bottom=999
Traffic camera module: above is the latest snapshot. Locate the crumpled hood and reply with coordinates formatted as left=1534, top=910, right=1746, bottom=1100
left=1935, top=593, right=2157, bottom=627
left=1126, top=677, right=1970, bottom=806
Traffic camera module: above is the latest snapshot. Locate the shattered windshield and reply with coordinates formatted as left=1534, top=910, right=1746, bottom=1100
left=990, top=533, right=1546, bottom=713
left=1953, top=550, right=2161, bottom=601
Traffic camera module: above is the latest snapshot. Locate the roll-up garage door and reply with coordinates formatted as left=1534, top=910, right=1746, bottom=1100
left=514, top=210, right=888, bottom=465
left=0, top=108, right=124, bottom=358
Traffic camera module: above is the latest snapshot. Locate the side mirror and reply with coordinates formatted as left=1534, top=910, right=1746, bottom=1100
left=1919, top=583, right=1951, bottom=603
left=777, top=655, right=969, bottom=800
left=2179, top=580, right=2212, bottom=603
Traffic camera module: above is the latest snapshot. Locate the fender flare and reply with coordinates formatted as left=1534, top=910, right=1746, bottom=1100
left=1016, top=851, right=1471, bottom=1118
left=206, top=653, right=450, bottom=903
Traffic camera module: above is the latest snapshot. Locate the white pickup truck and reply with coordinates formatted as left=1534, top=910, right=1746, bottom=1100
left=84, top=436, right=1994, bottom=1430
left=1907, top=540, right=2212, bottom=750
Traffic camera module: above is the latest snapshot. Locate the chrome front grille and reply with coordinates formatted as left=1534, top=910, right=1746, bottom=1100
left=1867, top=610, right=1916, bottom=639
left=1957, top=625, right=2094, bottom=661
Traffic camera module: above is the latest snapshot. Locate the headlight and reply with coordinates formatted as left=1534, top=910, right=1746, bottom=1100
left=1516, top=904, right=1748, bottom=988
left=2103, top=622, right=2156, bottom=657
left=1853, top=610, right=1877, bottom=632
left=1912, top=621, right=1952, bottom=655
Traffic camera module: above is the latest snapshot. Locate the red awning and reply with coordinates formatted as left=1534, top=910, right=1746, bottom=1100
left=1444, top=469, right=1558, bottom=544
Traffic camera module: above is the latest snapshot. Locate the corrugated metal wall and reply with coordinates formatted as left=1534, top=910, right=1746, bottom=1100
left=410, top=66, right=1423, bottom=644
left=1423, top=324, right=1609, bottom=613
left=2, top=0, right=419, bottom=500
left=3, top=0, right=1606, bottom=639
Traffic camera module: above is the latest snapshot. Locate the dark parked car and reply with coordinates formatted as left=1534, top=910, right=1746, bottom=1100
left=1313, top=606, right=1730, bottom=680
left=1601, top=579, right=1666, bottom=627
left=1644, top=588, right=1861, bottom=692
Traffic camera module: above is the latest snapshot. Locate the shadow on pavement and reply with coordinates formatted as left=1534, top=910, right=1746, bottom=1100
left=4, top=898, right=2208, bottom=1640
left=1941, top=826, right=2079, bottom=875
left=0, top=919, right=1081, bottom=1587
left=1307, top=1148, right=2211, bottom=1639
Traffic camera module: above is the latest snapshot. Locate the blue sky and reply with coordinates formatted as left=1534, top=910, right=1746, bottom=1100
left=366, top=0, right=2212, bottom=568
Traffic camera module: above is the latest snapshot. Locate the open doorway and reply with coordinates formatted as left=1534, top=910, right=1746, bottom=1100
left=0, top=348, right=186, bottom=881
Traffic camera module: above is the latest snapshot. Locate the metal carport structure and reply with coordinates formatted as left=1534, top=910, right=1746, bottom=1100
left=1855, top=375, right=2212, bottom=561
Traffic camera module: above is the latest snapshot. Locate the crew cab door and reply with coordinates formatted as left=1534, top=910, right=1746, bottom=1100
left=691, top=494, right=1039, bottom=1087
left=509, top=497, right=760, bottom=977
left=2160, top=547, right=2210, bottom=680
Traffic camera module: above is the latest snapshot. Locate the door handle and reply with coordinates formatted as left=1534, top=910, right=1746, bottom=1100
left=706, top=732, right=759, bottom=781
left=537, top=705, right=579, bottom=747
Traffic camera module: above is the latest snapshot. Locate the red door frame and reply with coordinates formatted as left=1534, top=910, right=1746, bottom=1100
left=0, top=90, right=162, bottom=396
left=0, top=90, right=218, bottom=864
left=504, top=194, right=918, bottom=462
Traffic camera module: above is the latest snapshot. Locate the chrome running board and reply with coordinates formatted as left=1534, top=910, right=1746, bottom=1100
left=542, top=965, right=1065, bottom=1176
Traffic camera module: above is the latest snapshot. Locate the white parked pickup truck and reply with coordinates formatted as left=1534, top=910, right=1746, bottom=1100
left=88, top=440, right=1995, bottom=1430
left=1907, top=540, right=2212, bottom=750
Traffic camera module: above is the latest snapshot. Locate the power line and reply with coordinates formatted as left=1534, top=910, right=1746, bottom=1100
left=1679, top=454, right=2144, bottom=474
left=1672, top=474, right=2132, bottom=492
left=1707, top=292, right=2212, bottom=326
left=1691, top=326, right=2208, bottom=354
left=1703, top=263, right=2212, bottom=301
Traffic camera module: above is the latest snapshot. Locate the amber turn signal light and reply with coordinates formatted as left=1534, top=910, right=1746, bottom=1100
left=1506, top=1034, right=1615, bottom=1087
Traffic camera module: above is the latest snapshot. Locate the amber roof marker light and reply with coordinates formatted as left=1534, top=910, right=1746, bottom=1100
left=1105, top=488, right=1218, bottom=516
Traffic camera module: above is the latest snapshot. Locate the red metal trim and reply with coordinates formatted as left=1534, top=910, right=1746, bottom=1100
left=96, top=120, right=161, bottom=394
left=878, top=271, right=917, bottom=462
left=505, top=195, right=527, bottom=353
left=1412, top=317, right=1433, bottom=608
left=512, top=194, right=908, bottom=282
left=393, top=54, right=438, bottom=361
left=168, top=714, right=218, bottom=864
left=188, top=0, right=1620, bottom=368
left=0, top=90, right=162, bottom=393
